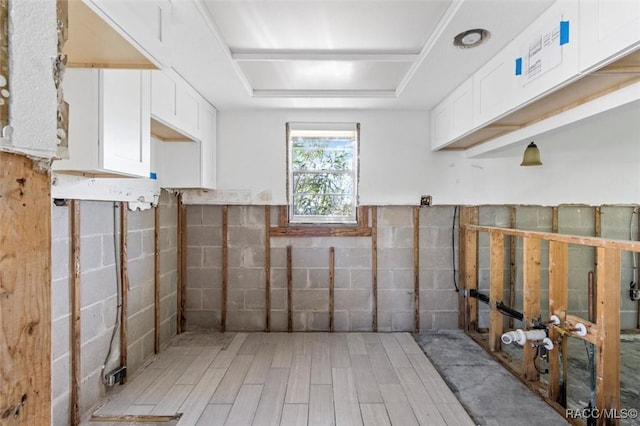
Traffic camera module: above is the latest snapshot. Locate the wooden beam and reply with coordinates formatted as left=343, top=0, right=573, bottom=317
left=551, top=206, right=559, bottom=233
left=371, top=207, right=378, bottom=332
left=522, top=237, right=541, bottom=382
left=461, top=207, right=479, bottom=331
left=278, top=205, right=288, bottom=227
left=70, top=200, right=81, bottom=426
left=593, top=206, right=602, bottom=322
left=489, top=232, right=504, bottom=352
left=154, top=204, right=160, bottom=354
left=329, top=247, right=335, bottom=333
left=465, top=225, right=640, bottom=253
left=548, top=241, right=568, bottom=406
left=596, top=247, right=621, bottom=425
left=270, top=226, right=372, bottom=237
left=265, top=206, right=271, bottom=332
left=357, top=206, right=369, bottom=227
left=509, top=206, right=516, bottom=330
left=637, top=207, right=640, bottom=330
left=413, top=206, right=420, bottom=333
left=287, top=245, right=293, bottom=332
left=119, top=202, right=128, bottom=382
left=221, top=205, right=228, bottom=332
left=177, top=194, right=186, bottom=333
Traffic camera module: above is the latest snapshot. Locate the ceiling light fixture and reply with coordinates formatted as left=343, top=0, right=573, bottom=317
left=453, top=29, right=490, bottom=49
left=520, top=142, right=543, bottom=166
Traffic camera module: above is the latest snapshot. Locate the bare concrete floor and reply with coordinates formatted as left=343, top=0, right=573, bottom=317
left=414, top=330, right=570, bottom=426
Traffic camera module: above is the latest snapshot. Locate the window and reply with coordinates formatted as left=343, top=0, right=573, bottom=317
left=287, top=122, right=359, bottom=224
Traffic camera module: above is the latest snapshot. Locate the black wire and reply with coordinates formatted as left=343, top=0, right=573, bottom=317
left=534, top=345, right=548, bottom=374
left=452, top=205, right=459, bottom=292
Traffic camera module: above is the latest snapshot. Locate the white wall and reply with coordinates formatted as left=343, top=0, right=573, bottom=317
left=217, top=103, right=640, bottom=206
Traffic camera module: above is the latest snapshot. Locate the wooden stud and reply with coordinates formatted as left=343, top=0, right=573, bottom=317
left=154, top=204, right=160, bottom=354
left=637, top=207, right=640, bottom=330
left=119, top=202, right=129, bottom=383
left=287, top=245, right=293, bottom=332
left=357, top=206, right=369, bottom=227
left=329, top=247, right=335, bottom=333
left=489, top=232, right=504, bottom=352
left=509, top=206, right=517, bottom=330
left=551, top=206, right=559, bottom=233
left=70, top=200, right=81, bottom=426
left=595, top=247, right=621, bottom=425
left=0, top=112, right=51, bottom=426
left=270, top=226, right=372, bottom=237
left=548, top=241, right=568, bottom=405
left=278, top=205, right=288, bottom=227
left=593, top=206, right=602, bottom=321
left=460, top=207, right=479, bottom=331
left=522, top=237, right=541, bottom=382
left=265, top=206, right=271, bottom=332
left=371, top=206, right=378, bottom=332
left=413, top=206, right=420, bottom=333
left=177, top=194, right=186, bottom=334
left=221, top=205, right=228, bottom=332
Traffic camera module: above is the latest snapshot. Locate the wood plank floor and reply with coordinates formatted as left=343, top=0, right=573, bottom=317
left=88, top=332, right=474, bottom=426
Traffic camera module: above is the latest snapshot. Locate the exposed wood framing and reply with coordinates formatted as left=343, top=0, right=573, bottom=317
left=460, top=207, right=479, bottom=331
left=509, top=206, right=516, bottom=329
left=270, top=226, right=371, bottom=237
left=489, top=232, right=504, bottom=352
left=551, top=206, right=559, bottom=233
left=265, top=206, right=271, bottom=332
left=522, top=237, right=540, bottom=382
left=593, top=206, right=602, bottom=321
left=0, top=0, right=9, bottom=127
left=357, top=206, right=370, bottom=227
left=221, top=205, right=228, bottom=332
left=548, top=241, right=568, bottom=406
left=329, top=247, right=335, bottom=333
left=154, top=204, right=160, bottom=354
left=278, top=205, right=288, bottom=227
left=413, top=206, right=420, bottom=333
left=70, top=200, right=81, bottom=426
left=637, top=208, right=640, bottom=330
left=596, top=247, right=621, bottom=425
left=287, top=245, right=293, bottom=332
left=371, top=207, right=378, bottom=332
left=177, top=194, right=186, bottom=333
left=119, top=202, right=128, bottom=382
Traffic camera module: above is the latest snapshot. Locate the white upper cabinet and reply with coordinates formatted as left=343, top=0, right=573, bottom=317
left=430, top=78, right=473, bottom=150
left=151, top=70, right=201, bottom=140
left=53, top=69, right=151, bottom=177
left=579, top=0, right=640, bottom=72
left=87, top=0, right=172, bottom=67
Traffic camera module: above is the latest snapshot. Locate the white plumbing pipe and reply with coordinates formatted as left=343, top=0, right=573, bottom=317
left=542, top=337, right=554, bottom=351
left=501, top=329, right=547, bottom=346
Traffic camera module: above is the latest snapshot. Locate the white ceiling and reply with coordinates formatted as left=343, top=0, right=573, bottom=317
left=170, top=0, right=555, bottom=111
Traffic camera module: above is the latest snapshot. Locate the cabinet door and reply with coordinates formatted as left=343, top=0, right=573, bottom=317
left=100, top=70, right=150, bottom=177
left=579, top=0, right=640, bottom=71
left=89, top=0, right=171, bottom=67
left=175, top=81, right=200, bottom=139
left=200, top=103, right=217, bottom=189
left=430, top=79, right=473, bottom=150
left=150, top=70, right=176, bottom=125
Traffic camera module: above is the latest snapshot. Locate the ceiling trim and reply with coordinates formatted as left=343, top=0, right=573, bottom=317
left=395, top=0, right=465, bottom=96
left=231, top=50, right=419, bottom=62
left=253, top=90, right=397, bottom=98
left=194, top=0, right=254, bottom=97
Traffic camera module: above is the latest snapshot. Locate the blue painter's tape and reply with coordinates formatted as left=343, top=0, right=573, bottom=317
left=150, top=172, right=157, bottom=180
left=515, top=58, right=522, bottom=75
left=560, top=21, right=570, bottom=45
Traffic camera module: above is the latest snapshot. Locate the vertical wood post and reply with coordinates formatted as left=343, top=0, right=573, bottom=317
left=596, top=247, right=621, bottom=425
left=287, top=245, right=293, bottom=332
left=70, top=200, right=81, bottom=426
left=489, top=232, right=504, bottom=352
left=221, top=205, right=228, bottom=332
left=177, top=194, right=186, bottom=333
left=413, top=206, right=420, bottom=333
left=119, top=202, right=129, bottom=382
left=548, top=241, right=568, bottom=405
left=594, top=206, right=602, bottom=322
left=154, top=204, right=160, bottom=354
left=265, top=206, right=271, bottom=332
left=371, top=206, right=378, bottom=332
left=522, top=237, right=541, bottom=382
left=329, top=247, right=335, bottom=333
left=460, top=207, right=479, bottom=331
left=637, top=208, right=640, bottom=329
left=509, top=206, right=517, bottom=329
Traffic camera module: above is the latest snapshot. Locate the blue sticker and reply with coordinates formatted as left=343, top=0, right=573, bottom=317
left=150, top=172, right=157, bottom=180
left=560, top=21, right=569, bottom=45
left=515, top=58, right=522, bottom=75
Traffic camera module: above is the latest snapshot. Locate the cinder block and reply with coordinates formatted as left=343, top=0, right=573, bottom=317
left=244, top=289, right=266, bottom=310
left=51, top=203, right=69, bottom=241
left=102, top=235, right=116, bottom=267
left=52, top=277, right=70, bottom=320
left=127, top=230, right=143, bottom=260
left=334, top=269, right=350, bottom=289
left=378, top=248, right=413, bottom=269
left=52, top=314, right=70, bottom=361
left=160, top=250, right=178, bottom=275
left=228, top=226, right=264, bottom=248
left=203, top=247, right=222, bottom=268
left=418, top=227, right=437, bottom=249
left=270, top=311, right=288, bottom=332
left=52, top=386, right=70, bottom=426
left=418, top=270, right=434, bottom=290
left=431, top=269, right=459, bottom=291
left=239, top=247, right=266, bottom=268
left=379, top=206, right=412, bottom=226
left=227, top=289, right=244, bottom=310
left=292, top=248, right=331, bottom=268
left=186, top=289, right=202, bottom=310
left=187, top=225, right=219, bottom=247
left=159, top=226, right=177, bottom=250
left=307, top=312, right=329, bottom=331
left=228, top=268, right=265, bottom=289
left=127, top=255, right=154, bottom=288
left=127, top=283, right=143, bottom=315
left=78, top=369, right=104, bottom=416
left=80, top=234, right=103, bottom=272
left=52, top=239, right=70, bottom=281
left=420, top=206, right=455, bottom=227
left=334, top=289, right=371, bottom=311
left=187, top=268, right=218, bottom=289
left=187, top=247, right=202, bottom=268
left=186, top=205, right=203, bottom=225
left=229, top=205, right=265, bottom=226
left=186, top=310, right=219, bottom=330
left=432, top=311, right=458, bottom=330
left=349, top=269, right=371, bottom=289
left=333, top=311, right=350, bottom=331
left=420, top=289, right=457, bottom=312
left=270, top=247, right=287, bottom=268
left=128, top=306, right=154, bottom=342
left=271, top=289, right=287, bottom=310
left=225, top=310, right=264, bottom=331
left=335, top=247, right=371, bottom=268
left=349, top=312, right=373, bottom=331
left=80, top=201, right=114, bottom=236
left=80, top=301, right=104, bottom=345
left=392, top=312, right=413, bottom=331
left=128, top=208, right=154, bottom=231
left=378, top=290, right=412, bottom=312
left=376, top=311, right=391, bottom=332
left=292, top=289, right=329, bottom=311
left=159, top=198, right=178, bottom=228
left=419, top=312, right=434, bottom=331
left=142, top=229, right=154, bottom=256
left=80, top=266, right=117, bottom=308
left=202, top=205, right=223, bottom=225
left=270, top=268, right=287, bottom=289
left=420, top=247, right=450, bottom=270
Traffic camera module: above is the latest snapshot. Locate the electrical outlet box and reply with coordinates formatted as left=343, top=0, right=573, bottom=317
left=104, top=366, right=127, bottom=387
left=629, top=282, right=640, bottom=301
left=420, top=195, right=432, bottom=206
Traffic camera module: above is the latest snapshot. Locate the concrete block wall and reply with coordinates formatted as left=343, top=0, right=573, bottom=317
left=185, top=205, right=461, bottom=332
left=51, top=193, right=179, bottom=425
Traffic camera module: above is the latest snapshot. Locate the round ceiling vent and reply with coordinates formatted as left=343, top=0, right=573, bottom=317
left=453, top=29, right=490, bottom=48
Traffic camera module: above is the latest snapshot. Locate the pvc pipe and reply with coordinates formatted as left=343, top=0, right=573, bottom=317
left=501, top=329, right=547, bottom=346
left=542, top=337, right=554, bottom=351
left=574, top=322, right=588, bottom=337
left=549, top=315, right=561, bottom=325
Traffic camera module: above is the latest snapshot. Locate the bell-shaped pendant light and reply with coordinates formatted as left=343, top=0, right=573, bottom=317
left=520, top=142, right=542, bottom=166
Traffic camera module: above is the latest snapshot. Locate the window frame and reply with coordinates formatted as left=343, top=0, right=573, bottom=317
left=286, top=122, right=360, bottom=225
